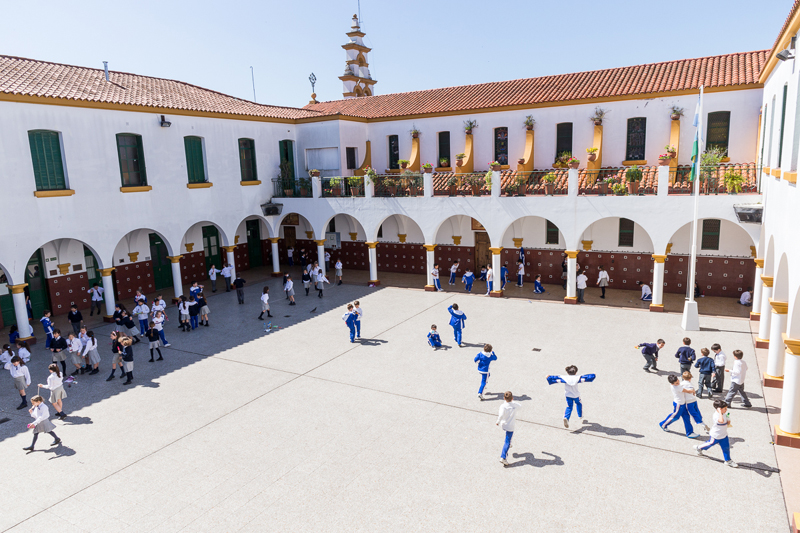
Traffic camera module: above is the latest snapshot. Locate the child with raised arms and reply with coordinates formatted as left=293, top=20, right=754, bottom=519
left=547, top=365, right=595, bottom=429
left=448, top=304, right=467, bottom=347
left=474, top=344, right=497, bottom=401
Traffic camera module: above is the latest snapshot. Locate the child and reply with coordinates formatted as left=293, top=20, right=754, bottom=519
left=133, top=299, right=150, bottom=336
left=285, top=276, right=296, bottom=305
left=485, top=264, right=494, bottom=295
left=354, top=301, right=363, bottom=339
left=342, top=304, right=357, bottom=343
left=233, top=275, right=247, bottom=304
left=178, top=296, right=191, bottom=332
left=9, top=324, right=19, bottom=344
left=208, top=264, right=219, bottom=292
left=675, top=337, right=696, bottom=373
left=40, top=310, right=54, bottom=348
left=316, top=271, right=330, bottom=298
left=479, top=266, right=487, bottom=282
left=221, top=264, right=232, bottom=292
left=39, top=364, right=67, bottom=419
left=0, top=344, right=13, bottom=366
left=681, top=371, right=708, bottom=432
left=82, top=331, right=100, bottom=374
left=596, top=266, right=609, bottom=299
left=636, top=339, right=665, bottom=372
left=302, top=269, right=312, bottom=296
left=287, top=246, right=294, bottom=266
left=637, top=281, right=653, bottom=301
left=188, top=295, right=201, bottom=329
left=724, top=350, right=752, bottom=408
left=694, top=349, right=716, bottom=398
left=145, top=322, right=163, bottom=362
left=694, top=400, right=737, bottom=467
left=711, top=343, right=727, bottom=393
left=325, top=250, right=331, bottom=271
left=196, top=292, right=210, bottom=326
left=23, top=396, right=61, bottom=451
left=189, top=280, right=203, bottom=298
left=151, top=295, right=167, bottom=321
left=547, top=365, right=596, bottom=428
left=15, top=340, right=31, bottom=363
left=659, top=374, right=699, bottom=438
left=67, top=304, right=83, bottom=335
left=496, top=391, right=521, bottom=466
left=516, top=259, right=525, bottom=287
left=427, top=325, right=442, bottom=349
left=152, top=310, right=170, bottom=347
left=112, top=304, right=125, bottom=332
left=576, top=270, right=588, bottom=303
left=335, top=259, right=343, bottom=285
left=5, top=355, right=31, bottom=409
left=49, top=329, right=68, bottom=375
left=432, top=264, right=442, bottom=291
left=258, top=287, right=273, bottom=320
left=87, top=282, right=104, bottom=316
left=739, top=287, right=752, bottom=306
left=448, top=304, right=467, bottom=347
left=67, top=332, right=85, bottom=376
left=106, top=331, right=124, bottom=381
left=474, top=344, right=498, bottom=400
left=462, top=269, right=475, bottom=293
left=449, top=260, right=460, bottom=285
left=121, top=336, right=135, bottom=385
left=500, top=263, right=508, bottom=290
left=533, top=274, right=545, bottom=294
left=134, top=289, right=147, bottom=304
left=119, top=311, right=141, bottom=342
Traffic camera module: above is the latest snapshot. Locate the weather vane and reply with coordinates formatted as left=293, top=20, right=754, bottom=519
left=309, top=73, right=317, bottom=93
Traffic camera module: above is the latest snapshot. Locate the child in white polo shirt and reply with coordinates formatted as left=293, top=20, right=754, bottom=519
left=694, top=399, right=737, bottom=467
left=547, top=365, right=595, bottom=429
left=496, top=391, right=521, bottom=466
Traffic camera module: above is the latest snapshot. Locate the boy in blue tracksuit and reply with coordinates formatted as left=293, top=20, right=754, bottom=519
left=533, top=274, right=546, bottom=294
left=500, top=264, right=508, bottom=290
left=636, top=339, right=665, bottom=372
left=427, top=325, right=442, bottom=348
left=448, top=304, right=466, bottom=347
left=675, top=338, right=696, bottom=373
left=547, top=365, right=595, bottom=428
left=40, top=311, right=54, bottom=348
left=474, top=344, right=497, bottom=400
left=462, top=269, right=475, bottom=293
left=449, top=261, right=460, bottom=285
left=432, top=264, right=442, bottom=292
left=660, top=374, right=699, bottom=438
left=342, top=304, right=357, bottom=343
left=694, top=348, right=716, bottom=398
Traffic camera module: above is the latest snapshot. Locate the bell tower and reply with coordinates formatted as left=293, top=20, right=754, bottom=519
left=339, top=14, right=377, bottom=98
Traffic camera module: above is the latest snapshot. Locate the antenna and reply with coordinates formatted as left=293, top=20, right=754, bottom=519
left=358, top=0, right=361, bottom=23
left=250, top=66, right=257, bottom=102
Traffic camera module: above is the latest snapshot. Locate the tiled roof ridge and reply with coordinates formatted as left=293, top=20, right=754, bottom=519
left=770, top=1, right=800, bottom=56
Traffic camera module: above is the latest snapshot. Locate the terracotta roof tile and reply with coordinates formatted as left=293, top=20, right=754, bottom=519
left=771, top=1, right=800, bottom=57
left=305, top=51, right=768, bottom=119
left=0, top=55, right=320, bottom=120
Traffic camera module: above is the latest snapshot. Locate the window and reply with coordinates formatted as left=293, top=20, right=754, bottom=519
left=377, top=225, right=383, bottom=238
left=388, top=135, right=400, bottom=169
left=346, top=147, right=358, bottom=170
left=494, top=127, right=508, bottom=165
left=701, top=219, right=721, bottom=250
left=438, top=132, right=450, bottom=166
left=278, top=139, right=295, bottom=179
left=28, top=130, right=66, bottom=191
left=328, top=219, right=336, bottom=232
left=556, top=123, right=572, bottom=157
left=768, top=96, right=776, bottom=166
left=760, top=104, right=768, bottom=167
left=545, top=220, right=559, bottom=245
left=778, top=84, right=788, bottom=168
left=618, top=218, right=635, bottom=247
left=238, top=138, right=257, bottom=182
left=184, top=136, right=206, bottom=183
left=706, top=112, right=731, bottom=155
left=116, top=134, right=147, bottom=186
left=625, top=118, right=646, bottom=161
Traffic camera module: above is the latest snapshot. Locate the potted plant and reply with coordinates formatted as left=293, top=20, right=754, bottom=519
left=329, top=177, right=343, bottom=196
left=541, top=172, right=557, bottom=196
left=398, top=159, right=410, bottom=170
left=455, top=153, right=466, bottom=167
left=658, top=154, right=671, bottom=166
left=664, top=144, right=677, bottom=159
left=439, top=157, right=450, bottom=168
left=407, top=173, right=424, bottom=195
left=363, top=167, right=377, bottom=186
left=567, top=156, right=580, bottom=169
left=524, top=115, right=535, bottom=130
left=517, top=157, right=526, bottom=165
left=553, top=151, right=571, bottom=168
left=625, top=165, right=643, bottom=195
left=590, top=106, right=609, bottom=126
left=611, top=182, right=627, bottom=196
left=422, top=162, right=433, bottom=173
left=298, top=177, right=311, bottom=196
left=586, top=147, right=599, bottom=162
left=504, top=181, right=518, bottom=196
left=463, top=174, right=484, bottom=196
left=309, top=169, right=320, bottom=177
left=597, top=176, right=610, bottom=196
left=723, top=172, right=743, bottom=194
left=446, top=175, right=459, bottom=196
left=670, top=106, right=684, bottom=121
left=700, top=146, right=727, bottom=193
left=383, top=176, right=398, bottom=196
left=489, top=160, right=502, bottom=171
left=514, top=173, right=528, bottom=195
left=347, top=175, right=362, bottom=196
left=410, top=127, right=421, bottom=139
left=463, top=119, right=478, bottom=134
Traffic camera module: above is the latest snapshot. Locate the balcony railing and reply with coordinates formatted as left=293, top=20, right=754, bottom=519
left=373, top=173, right=423, bottom=197
left=432, top=172, right=491, bottom=196
left=578, top=167, right=658, bottom=196
left=321, top=176, right=365, bottom=198
left=272, top=178, right=313, bottom=198
left=667, top=164, right=760, bottom=195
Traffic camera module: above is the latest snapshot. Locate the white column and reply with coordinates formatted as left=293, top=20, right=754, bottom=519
left=168, top=256, right=184, bottom=298
left=364, top=174, right=374, bottom=199
left=567, top=168, right=579, bottom=196
left=366, top=242, right=378, bottom=283
left=752, top=259, right=764, bottom=318
left=424, top=246, right=436, bottom=287
left=312, top=175, right=322, bottom=198
left=315, top=240, right=326, bottom=276
left=757, top=279, right=774, bottom=342
left=270, top=239, right=280, bottom=274
left=491, top=170, right=501, bottom=198
left=490, top=248, right=503, bottom=294
left=651, top=255, right=666, bottom=309
left=566, top=251, right=577, bottom=300
left=224, top=247, right=237, bottom=280
left=9, top=285, right=32, bottom=338
left=657, top=165, right=670, bottom=197
left=423, top=171, right=433, bottom=198
left=100, top=268, right=116, bottom=317
left=766, top=302, right=789, bottom=378
left=779, top=347, right=800, bottom=434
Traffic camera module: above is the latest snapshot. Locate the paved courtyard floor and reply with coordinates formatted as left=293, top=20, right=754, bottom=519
left=0, top=280, right=790, bottom=532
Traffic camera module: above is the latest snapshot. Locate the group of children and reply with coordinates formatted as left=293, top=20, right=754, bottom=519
left=431, top=261, right=546, bottom=296
left=287, top=259, right=331, bottom=303
left=341, top=301, right=363, bottom=342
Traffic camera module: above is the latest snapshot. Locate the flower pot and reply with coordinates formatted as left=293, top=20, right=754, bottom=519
left=658, top=158, right=670, bottom=166
left=593, top=120, right=602, bottom=126
left=543, top=183, right=555, bottom=196
left=671, top=114, right=681, bottom=121
left=300, top=188, right=309, bottom=197
left=387, top=185, right=398, bottom=196
left=471, top=185, right=482, bottom=196
left=615, top=190, right=626, bottom=196
left=626, top=181, right=640, bottom=195
left=568, top=162, right=579, bottom=169
left=400, top=163, right=408, bottom=170
left=504, top=188, right=517, bottom=196
left=422, top=167, right=433, bottom=173
left=409, top=186, right=421, bottom=196
left=411, top=132, right=419, bottom=139
left=331, top=187, right=341, bottom=197
left=284, top=189, right=293, bottom=197
left=310, top=171, right=320, bottom=177
left=490, top=164, right=501, bottom=171
left=465, top=129, right=473, bottom=135
left=587, top=153, right=597, bottom=162
left=667, top=151, right=677, bottom=159
left=526, top=125, right=533, bottom=131
left=447, top=185, right=458, bottom=196
left=597, top=182, right=608, bottom=196
left=350, top=186, right=362, bottom=197
left=456, top=159, right=464, bottom=167
left=517, top=158, right=526, bottom=165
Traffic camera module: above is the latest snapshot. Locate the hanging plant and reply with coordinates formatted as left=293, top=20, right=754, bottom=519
left=463, top=119, right=478, bottom=134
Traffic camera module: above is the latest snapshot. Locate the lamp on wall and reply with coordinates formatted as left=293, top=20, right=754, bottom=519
left=159, top=115, right=172, bottom=127
left=776, top=49, right=794, bottom=61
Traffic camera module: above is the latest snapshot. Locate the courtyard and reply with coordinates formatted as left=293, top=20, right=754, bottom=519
left=0, top=276, right=790, bottom=532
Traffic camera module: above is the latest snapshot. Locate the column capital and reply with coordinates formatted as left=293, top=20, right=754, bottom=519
left=761, top=275, right=774, bottom=287
left=652, top=254, right=667, bottom=263
left=221, top=245, right=237, bottom=253
left=581, top=240, right=593, bottom=251
left=7, top=283, right=28, bottom=294
left=397, top=234, right=407, bottom=243
left=665, top=243, right=673, bottom=254
left=305, top=231, right=314, bottom=240
left=489, top=247, right=503, bottom=255
left=754, top=258, right=765, bottom=268
left=365, top=242, right=379, bottom=249
left=166, top=255, right=183, bottom=263
left=769, top=298, right=789, bottom=314
left=782, top=333, right=800, bottom=355
left=185, top=242, right=194, bottom=252
left=423, top=244, right=437, bottom=252
left=314, top=239, right=326, bottom=246
left=268, top=237, right=280, bottom=244
left=348, top=232, right=358, bottom=241
left=512, top=238, right=523, bottom=248
left=127, top=252, right=139, bottom=262
left=452, top=236, right=462, bottom=245
left=98, top=268, right=116, bottom=276
left=57, top=263, right=71, bottom=275
left=564, top=250, right=579, bottom=259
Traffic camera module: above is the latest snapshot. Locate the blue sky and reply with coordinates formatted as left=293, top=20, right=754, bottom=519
left=0, top=0, right=789, bottom=108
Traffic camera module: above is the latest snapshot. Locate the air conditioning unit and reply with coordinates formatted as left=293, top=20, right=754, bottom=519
left=733, top=204, right=762, bottom=224
left=261, top=203, right=283, bottom=217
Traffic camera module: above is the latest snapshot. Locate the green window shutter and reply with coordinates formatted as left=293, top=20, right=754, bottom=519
left=706, top=112, right=731, bottom=155
left=116, top=134, right=147, bottom=186
left=494, top=127, right=508, bottom=165
left=184, top=136, right=205, bottom=183
left=28, top=130, right=66, bottom=191
left=556, top=123, right=572, bottom=156
left=545, top=220, right=559, bottom=245
left=238, top=138, right=257, bottom=181
left=388, top=135, right=399, bottom=169
left=779, top=85, right=788, bottom=168
left=625, top=118, right=646, bottom=161
left=438, top=132, right=450, bottom=165
left=278, top=140, right=295, bottom=179
left=618, top=218, right=635, bottom=247
left=701, top=219, right=721, bottom=250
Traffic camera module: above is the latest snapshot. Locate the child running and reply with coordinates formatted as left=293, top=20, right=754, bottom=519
left=496, top=391, right=521, bottom=466
left=474, top=344, right=498, bottom=400
left=694, top=400, right=738, bottom=467
left=258, top=287, right=273, bottom=320
left=659, top=374, right=699, bottom=438
left=39, top=364, right=67, bottom=419
left=462, top=268, right=475, bottom=293
left=427, top=325, right=442, bottom=349
left=448, top=304, right=467, bottom=347
left=23, top=396, right=61, bottom=451
left=724, top=350, right=752, bottom=408
left=5, top=355, right=31, bottom=410
left=547, top=365, right=596, bottom=429
left=681, top=371, right=709, bottom=432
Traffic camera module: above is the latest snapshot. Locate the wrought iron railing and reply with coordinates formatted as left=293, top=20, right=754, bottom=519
left=271, top=178, right=313, bottom=198
left=321, top=176, right=365, bottom=198
left=373, top=173, right=424, bottom=197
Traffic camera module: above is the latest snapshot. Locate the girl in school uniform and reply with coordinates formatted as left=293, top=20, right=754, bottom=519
left=177, top=296, right=191, bottom=332
left=118, top=311, right=141, bottom=342
left=39, top=363, right=67, bottom=419
left=67, top=332, right=85, bottom=376
left=316, top=271, right=330, bottom=298
left=106, top=331, right=125, bottom=381
left=121, top=336, right=135, bottom=385
left=596, top=266, right=610, bottom=299
left=145, top=322, right=163, bottom=362
left=196, top=292, right=210, bottom=327
left=285, top=276, right=296, bottom=305
left=431, top=264, right=442, bottom=291
left=1, top=344, right=14, bottom=366
left=151, top=296, right=167, bottom=321
left=15, top=340, right=31, bottom=363
left=335, top=259, right=343, bottom=285
left=134, top=289, right=147, bottom=304
left=23, top=396, right=61, bottom=451
left=82, top=331, right=101, bottom=375
left=152, top=310, right=170, bottom=347
left=302, top=269, right=312, bottom=296
left=6, top=355, right=31, bottom=409
left=258, top=287, right=272, bottom=320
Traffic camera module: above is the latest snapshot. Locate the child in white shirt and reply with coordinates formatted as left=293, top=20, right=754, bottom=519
left=681, top=371, right=708, bottom=432
left=694, top=399, right=737, bottom=467
left=259, top=287, right=273, bottom=319
left=431, top=264, right=442, bottom=292
left=724, top=350, right=752, bottom=408
left=496, top=391, right=521, bottom=466
left=547, top=365, right=595, bottom=429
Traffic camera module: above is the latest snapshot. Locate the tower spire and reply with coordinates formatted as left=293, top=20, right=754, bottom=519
left=338, top=14, right=376, bottom=99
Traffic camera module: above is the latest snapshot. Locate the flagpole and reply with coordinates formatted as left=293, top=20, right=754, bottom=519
left=682, top=86, right=704, bottom=331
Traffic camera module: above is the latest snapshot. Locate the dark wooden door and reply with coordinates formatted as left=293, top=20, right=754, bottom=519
left=246, top=220, right=263, bottom=267
left=474, top=232, right=491, bottom=270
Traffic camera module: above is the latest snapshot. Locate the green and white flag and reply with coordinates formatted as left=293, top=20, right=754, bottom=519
left=689, top=95, right=701, bottom=181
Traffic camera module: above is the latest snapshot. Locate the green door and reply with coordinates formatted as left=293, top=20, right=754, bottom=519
left=149, top=233, right=173, bottom=290
left=25, top=250, right=49, bottom=319
left=278, top=140, right=295, bottom=179
left=202, top=226, right=221, bottom=271
left=83, top=246, right=101, bottom=288
left=246, top=220, right=263, bottom=268
left=0, top=272, right=13, bottom=326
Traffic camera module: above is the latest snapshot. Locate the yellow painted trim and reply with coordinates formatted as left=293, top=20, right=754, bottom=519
left=769, top=298, right=789, bottom=314
left=234, top=236, right=240, bottom=245
left=33, top=189, right=75, bottom=198
left=771, top=168, right=782, bottom=178
left=354, top=140, right=371, bottom=176
left=761, top=275, right=774, bottom=287
left=365, top=242, right=378, bottom=249
left=649, top=304, right=664, bottom=308
left=409, top=136, right=420, bottom=172
left=759, top=8, right=800, bottom=84
left=512, top=238, right=523, bottom=248
left=221, top=245, right=237, bottom=253
left=57, top=263, right=71, bottom=275
left=455, top=133, right=474, bottom=174
left=581, top=240, right=593, bottom=251
left=435, top=166, right=452, bottom=172
left=267, top=238, right=280, bottom=244
left=8, top=283, right=28, bottom=294
left=184, top=242, right=194, bottom=252
left=341, top=42, right=372, bottom=53
left=750, top=246, right=757, bottom=258
left=338, top=75, right=376, bottom=85
left=119, top=185, right=152, bottom=193
left=187, top=182, right=213, bottom=189
left=622, top=160, right=647, bottom=166
left=397, top=234, right=407, bottom=243
left=783, top=171, right=797, bottom=184
left=782, top=333, right=800, bottom=355
left=240, top=180, right=262, bottom=186
left=423, top=244, right=437, bottom=252
left=166, top=255, right=183, bottom=263
left=665, top=243, right=673, bottom=254
left=764, top=167, right=771, bottom=174
left=489, top=247, right=504, bottom=255
left=586, top=125, right=603, bottom=172
left=755, top=112, right=762, bottom=170
left=564, top=250, right=579, bottom=259
left=452, top=236, right=462, bottom=245
left=652, top=254, right=667, bottom=263
left=349, top=232, right=358, bottom=241
left=98, top=268, right=115, bottom=276
left=314, top=239, right=326, bottom=246
left=127, top=253, right=139, bottom=263
left=754, top=258, right=765, bottom=268
left=517, top=129, right=535, bottom=172
left=668, top=120, right=681, bottom=180
left=564, top=296, right=578, bottom=302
